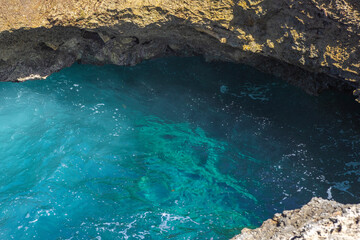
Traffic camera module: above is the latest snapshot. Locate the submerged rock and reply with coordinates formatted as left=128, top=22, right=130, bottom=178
left=0, top=1, right=360, bottom=100
left=232, top=197, right=360, bottom=240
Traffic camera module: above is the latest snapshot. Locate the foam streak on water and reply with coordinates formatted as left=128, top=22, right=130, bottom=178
left=0, top=57, right=359, bottom=239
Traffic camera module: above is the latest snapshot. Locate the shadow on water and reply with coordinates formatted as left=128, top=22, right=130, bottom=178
left=0, top=56, right=359, bottom=239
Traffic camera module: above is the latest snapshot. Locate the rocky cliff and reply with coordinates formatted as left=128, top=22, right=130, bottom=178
left=1, top=0, right=360, bottom=100
left=232, top=198, right=360, bottom=240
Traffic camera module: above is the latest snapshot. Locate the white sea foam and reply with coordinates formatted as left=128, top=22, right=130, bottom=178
left=327, top=187, right=333, bottom=199
left=159, top=213, right=199, bottom=233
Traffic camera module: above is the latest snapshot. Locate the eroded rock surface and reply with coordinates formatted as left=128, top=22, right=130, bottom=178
left=1, top=0, right=360, bottom=100
left=232, top=198, right=360, bottom=240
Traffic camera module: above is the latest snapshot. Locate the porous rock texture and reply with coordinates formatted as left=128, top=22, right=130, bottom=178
left=232, top=198, right=360, bottom=240
left=1, top=0, right=360, bottom=100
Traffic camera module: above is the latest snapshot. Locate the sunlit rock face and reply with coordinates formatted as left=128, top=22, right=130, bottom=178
left=232, top=197, right=360, bottom=240
left=0, top=0, right=360, bottom=100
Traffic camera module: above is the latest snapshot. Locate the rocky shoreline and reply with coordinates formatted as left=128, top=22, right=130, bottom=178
left=232, top=198, right=360, bottom=240
left=1, top=0, right=360, bottom=100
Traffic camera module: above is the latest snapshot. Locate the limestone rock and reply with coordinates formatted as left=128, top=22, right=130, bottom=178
left=232, top=197, right=360, bottom=240
left=0, top=1, right=360, bottom=100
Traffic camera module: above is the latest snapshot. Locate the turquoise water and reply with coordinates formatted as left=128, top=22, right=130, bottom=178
left=0, top=57, right=360, bottom=239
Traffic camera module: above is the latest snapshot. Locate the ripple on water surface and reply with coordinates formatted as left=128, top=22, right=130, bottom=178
left=0, top=57, right=360, bottom=239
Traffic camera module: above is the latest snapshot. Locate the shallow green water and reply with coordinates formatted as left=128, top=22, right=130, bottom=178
left=0, top=57, right=359, bottom=239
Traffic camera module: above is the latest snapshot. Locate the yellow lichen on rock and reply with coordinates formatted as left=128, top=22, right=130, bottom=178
left=325, top=45, right=351, bottom=63
left=266, top=40, right=275, bottom=49
left=237, top=0, right=266, bottom=15
left=243, top=42, right=263, bottom=53
left=320, top=45, right=359, bottom=75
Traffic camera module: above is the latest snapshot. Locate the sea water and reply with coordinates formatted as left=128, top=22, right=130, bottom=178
left=0, top=57, right=359, bottom=239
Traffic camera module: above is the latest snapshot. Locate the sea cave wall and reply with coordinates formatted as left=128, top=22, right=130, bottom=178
left=1, top=0, right=360, bottom=100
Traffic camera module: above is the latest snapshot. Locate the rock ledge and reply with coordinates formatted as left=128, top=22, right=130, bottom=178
left=232, top=198, right=360, bottom=240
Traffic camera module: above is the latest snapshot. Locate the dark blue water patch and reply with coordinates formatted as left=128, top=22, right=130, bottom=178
left=0, top=56, right=359, bottom=239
